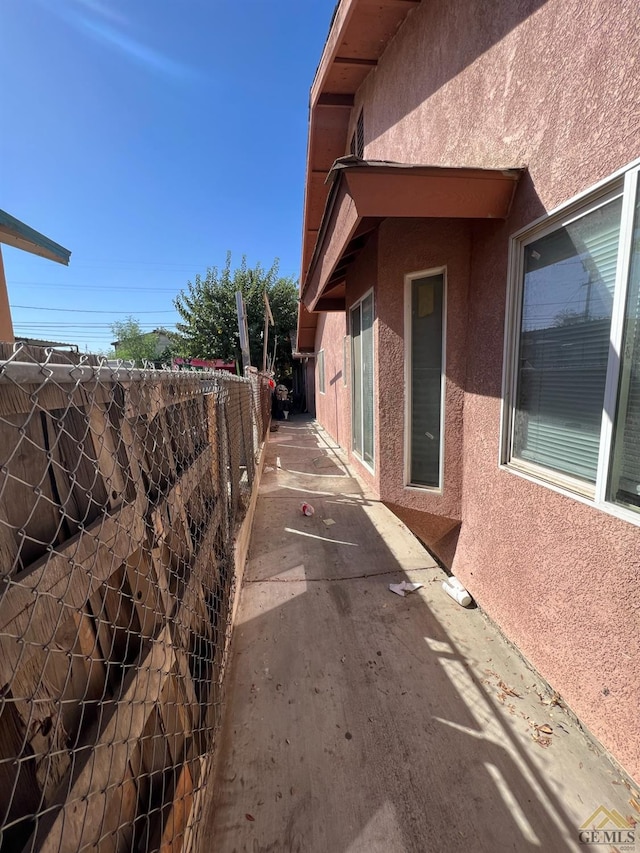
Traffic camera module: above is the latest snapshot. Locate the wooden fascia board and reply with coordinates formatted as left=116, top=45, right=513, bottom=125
left=310, top=0, right=360, bottom=107
left=296, top=302, right=319, bottom=352
left=301, top=0, right=359, bottom=291
left=302, top=165, right=523, bottom=314
left=304, top=180, right=361, bottom=312
left=301, top=0, right=427, bottom=302
left=0, top=210, right=71, bottom=265
left=315, top=297, right=346, bottom=311
left=0, top=227, right=71, bottom=265
left=344, top=167, right=522, bottom=219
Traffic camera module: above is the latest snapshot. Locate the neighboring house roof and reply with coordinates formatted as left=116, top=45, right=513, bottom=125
left=173, top=357, right=236, bottom=372
left=112, top=329, right=170, bottom=348
left=15, top=337, right=78, bottom=350
left=0, top=209, right=71, bottom=265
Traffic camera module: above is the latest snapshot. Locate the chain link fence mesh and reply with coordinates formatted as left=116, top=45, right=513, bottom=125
left=0, top=343, right=272, bottom=853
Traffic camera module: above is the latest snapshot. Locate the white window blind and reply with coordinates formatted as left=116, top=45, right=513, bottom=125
left=505, top=161, right=640, bottom=522
left=513, top=197, right=622, bottom=484
left=610, top=190, right=640, bottom=509
left=409, top=273, right=444, bottom=487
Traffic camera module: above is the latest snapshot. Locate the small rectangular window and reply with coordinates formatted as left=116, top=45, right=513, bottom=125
left=350, top=110, right=364, bottom=158
left=406, top=270, right=445, bottom=488
left=317, top=350, right=325, bottom=394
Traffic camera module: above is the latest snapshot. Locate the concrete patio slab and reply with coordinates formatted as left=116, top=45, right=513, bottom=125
left=199, top=419, right=637, bottom=852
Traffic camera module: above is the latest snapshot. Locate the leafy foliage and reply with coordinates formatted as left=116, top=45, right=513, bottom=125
left=173, top=253, right=298, bottom=375
left=110, top=317, right=166, bottom=366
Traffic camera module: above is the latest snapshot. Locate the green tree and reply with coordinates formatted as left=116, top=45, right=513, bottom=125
left=173, top=253, right=298, bottom=375
left=110, top=317, right=160, bottom=366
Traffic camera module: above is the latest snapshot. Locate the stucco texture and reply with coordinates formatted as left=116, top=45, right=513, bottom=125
left=310, top=0, right=640, bottom=780
left=316, top=234, right=381, bottom=495
left=455, top=215, right=640, bottom=783
left=361, top=0, right=640, bottom=212
left=314, top=310, right=350, bottom=451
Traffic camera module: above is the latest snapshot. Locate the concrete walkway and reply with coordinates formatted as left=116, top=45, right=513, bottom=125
left=201, top=418, right=635, bottom=852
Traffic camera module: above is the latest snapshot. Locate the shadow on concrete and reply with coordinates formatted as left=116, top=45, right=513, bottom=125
left=199, top=418, right=627, bottom=852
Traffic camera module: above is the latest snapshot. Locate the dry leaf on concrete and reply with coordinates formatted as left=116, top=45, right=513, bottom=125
left=498, top=680, right=522, bottom=698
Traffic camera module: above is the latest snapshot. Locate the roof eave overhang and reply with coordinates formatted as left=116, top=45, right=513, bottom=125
left=0, top=211, right=71, bottom=265
left=297, top=0, right=422, bottom=352
left=297, top=303, right=319, bottom=354
left=301, top=161, right=523, bottom=316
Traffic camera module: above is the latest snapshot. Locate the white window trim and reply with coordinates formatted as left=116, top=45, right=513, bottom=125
left=403, top=267, right=447, bottom=492
left=350, top=288, right=375, bottom=475
left=499, top=157, right=640, bottom=528
left=342, top=335, right=348, bottom=387
left=317, top=349, right=325, bottom=395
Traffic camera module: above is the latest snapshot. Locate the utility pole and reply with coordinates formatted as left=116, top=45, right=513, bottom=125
left=262, top=289, right=274, bottom=373
left=236, top=291, right=251, bottom=375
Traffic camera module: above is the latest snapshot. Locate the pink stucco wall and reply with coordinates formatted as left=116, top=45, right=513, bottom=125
left=376, top=218, right=470, bottom=565
left=310, top=0, right=640, bottom=779
left=314, top=310, right=350, bottom=450
left=316, top=234, right=381, bottom=494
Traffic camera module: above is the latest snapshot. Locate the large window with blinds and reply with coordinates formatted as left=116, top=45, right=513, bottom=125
left=351, top=291, right=374, bottom=468
left=405, top=269, right=445, bottom=488
left=503, top=161, right=640, bottom=521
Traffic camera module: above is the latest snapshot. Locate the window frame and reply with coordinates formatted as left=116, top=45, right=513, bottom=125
left=342, top=335, right=348, bottom=387
left=500, top=158, right=640, bottom=527
left=403, top=266, right=447, bottom=491
left=350, top=288, right=375, bottom=474
left=317, top=349, right=325, bottom=395
left=349, top=109, right=364, bottom=158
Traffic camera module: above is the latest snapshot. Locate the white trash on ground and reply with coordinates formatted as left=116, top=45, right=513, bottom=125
left=389, top=581, right=424, bottom=597
left=442, top=575, right=473, bottom=607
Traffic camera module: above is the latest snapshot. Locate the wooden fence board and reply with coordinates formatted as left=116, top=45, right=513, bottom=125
left=31, top=626, right=175, bottom=853
left=0, top=504, right=146, bottom=685
left=0, top=364, right=268, bottom=853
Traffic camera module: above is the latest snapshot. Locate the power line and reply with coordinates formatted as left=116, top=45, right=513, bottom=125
left=10, top=305, right=178, bottom=314
left=13, top=324, right=170, bottom=330
left=72, top=259, right=208, bottom=267
left=8, top=281, right=183, bottom=292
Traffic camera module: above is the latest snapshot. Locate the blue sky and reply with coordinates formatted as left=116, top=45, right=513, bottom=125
left=0, top=0, right=335, bottom=352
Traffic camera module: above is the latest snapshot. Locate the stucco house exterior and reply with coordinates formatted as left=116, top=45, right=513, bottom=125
left=297, top=0, right=640, bottom=781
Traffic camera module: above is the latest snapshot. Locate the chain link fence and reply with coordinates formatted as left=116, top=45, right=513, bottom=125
left=0, top=343, right=271, bottom=853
